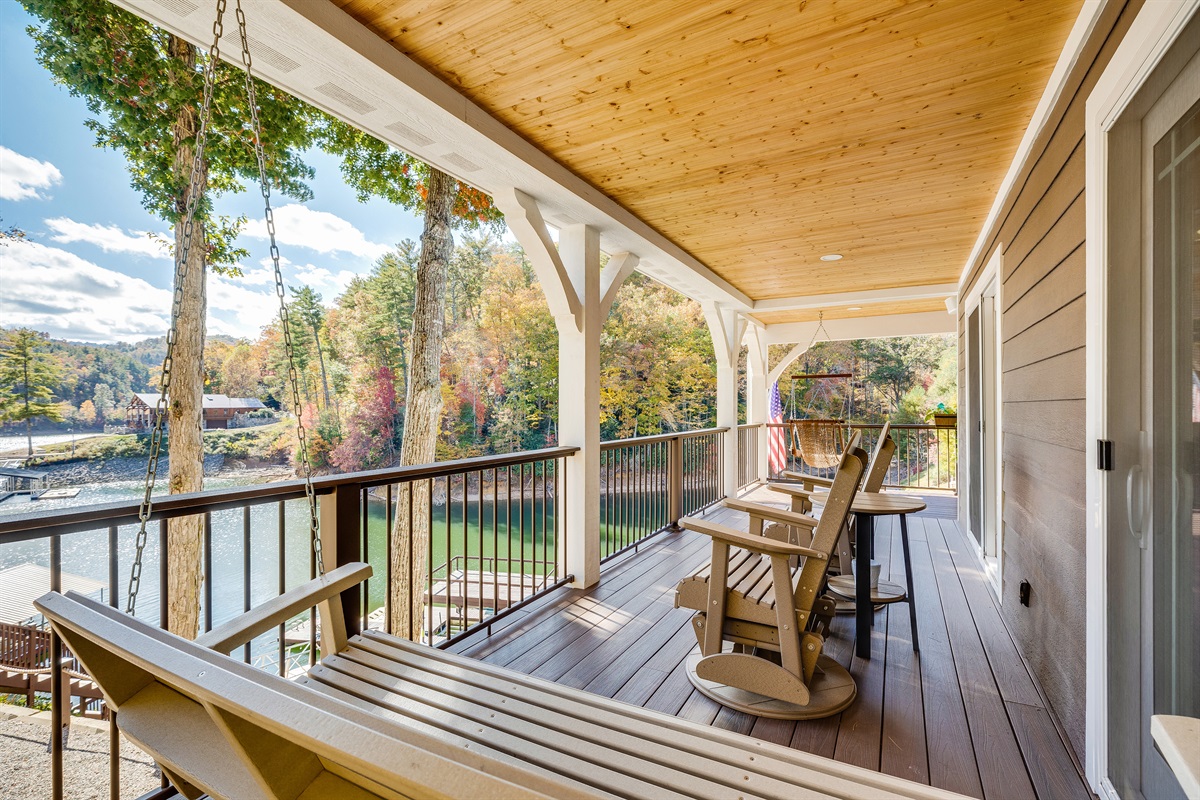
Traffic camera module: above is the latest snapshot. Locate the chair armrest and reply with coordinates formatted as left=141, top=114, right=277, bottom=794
left=768, top=482, right=820, bottom=501
left=195, top=562, right=373, bottom=655
left=781, top=470, right=834, bottom=488
left=722, top=498, right=819, bottom=530
left=681, top=516, right=826, bottom=560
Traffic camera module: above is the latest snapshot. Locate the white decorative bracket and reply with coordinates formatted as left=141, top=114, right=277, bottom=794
left=492, top=187, right=584, bottom=330
left=703, top=303, right=748, bottom=370
left=600, top=252, right=639, bottom=319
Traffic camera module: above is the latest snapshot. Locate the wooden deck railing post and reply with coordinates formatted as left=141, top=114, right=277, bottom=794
left=318, top=483, right=363, bottom=654
left=667, top=435, right=684, bottom=530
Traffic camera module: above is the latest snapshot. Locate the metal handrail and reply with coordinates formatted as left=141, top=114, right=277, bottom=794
left=600, top=426, right=729, bottom=449
left=0, top=446, right=579, bottom=542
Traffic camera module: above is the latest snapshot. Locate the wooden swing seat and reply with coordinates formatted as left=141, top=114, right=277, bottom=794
left=35, top=559, right=966, bottom=800
left=674, top=447, right=867, bottom=721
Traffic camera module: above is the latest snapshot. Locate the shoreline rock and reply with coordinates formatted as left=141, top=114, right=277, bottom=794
left=26, top=455, right=295, bottom=488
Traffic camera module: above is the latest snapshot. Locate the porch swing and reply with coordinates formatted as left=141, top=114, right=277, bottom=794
left=788, top=313, right=853, bottom=471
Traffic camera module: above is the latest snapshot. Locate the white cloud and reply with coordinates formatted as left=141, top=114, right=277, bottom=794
left=45, top=217, right=170, bottom=258
left=243, top=204, right=390, bottom=261
left=0, top=240, right=170, bottom=343
left=293, top=264, right=358, bottom=296
left=208, top=272, right=280, bottom=336
left=0, top=146, right=63, bottom=201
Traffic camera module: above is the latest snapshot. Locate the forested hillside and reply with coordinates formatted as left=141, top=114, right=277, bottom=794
left=3, top=235, right=955, bottom=472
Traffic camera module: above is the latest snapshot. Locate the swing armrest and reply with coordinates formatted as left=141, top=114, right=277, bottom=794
left=196, top=562, right=372, bottom=655
left=681, top=517, right=826, bottom=560
left=721, top=499, right=819, bottom=530
left=780, top=470, right=834, bottom=488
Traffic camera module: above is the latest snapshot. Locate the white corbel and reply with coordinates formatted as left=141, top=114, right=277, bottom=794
left=599, top=252, right=638, bottom=319
left=492, top=187, right=583, bottom=330
left=702, top=303, right=748, bottom=371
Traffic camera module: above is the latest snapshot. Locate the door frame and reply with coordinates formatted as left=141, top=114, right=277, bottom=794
left=1084, top=2, right=1200, bottom=796
left=961, top=249, right=1004, bottom=595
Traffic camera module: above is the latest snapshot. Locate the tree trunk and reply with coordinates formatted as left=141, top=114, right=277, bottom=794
left=390, top=168, right=456, bottom=639
left=165, top=35, right=207, bottom=641
left=313, top=328, right=335, bottom=418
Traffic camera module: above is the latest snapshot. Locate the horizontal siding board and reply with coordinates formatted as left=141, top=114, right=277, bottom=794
left=1001, top=142, right=1086, bottom=275
left=1003, top=349, right=1085, bottom=403
left=1000, top=400, right=1085, bottom=452
left=1002, top=192, right=1086, bottom=309
left=1003, top=432, right=1087, bottom=502
left=1003, top=295, right=1086, bottom=371
left=1002, top=246, right=1085, bottom=342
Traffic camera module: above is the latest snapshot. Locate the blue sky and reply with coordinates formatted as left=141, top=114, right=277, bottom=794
left=0, top=1, right=433, bottom=344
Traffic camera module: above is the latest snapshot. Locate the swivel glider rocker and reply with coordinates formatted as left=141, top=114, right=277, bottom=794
left=674, top=446, right=867, bottom=720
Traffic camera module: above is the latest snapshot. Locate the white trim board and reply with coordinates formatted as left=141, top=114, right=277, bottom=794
left=1083, top=0, right=1200, bottom=794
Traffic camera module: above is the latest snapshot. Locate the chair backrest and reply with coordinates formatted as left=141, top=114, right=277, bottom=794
left=793, top=445, right=867, bottom=610
left=33, top=590, right=593, bottom=800
left=863, top=421, right=895, bottom=493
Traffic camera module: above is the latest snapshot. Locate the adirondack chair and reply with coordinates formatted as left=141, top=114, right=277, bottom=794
left=773, top=422, right=895, bottom=575
left=35, top=554, right=971, bottom=800
left=674, top=445, right=867, bottom=720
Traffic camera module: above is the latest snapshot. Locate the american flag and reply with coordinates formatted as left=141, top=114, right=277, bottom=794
left=768, top=381, right=787, bottom=474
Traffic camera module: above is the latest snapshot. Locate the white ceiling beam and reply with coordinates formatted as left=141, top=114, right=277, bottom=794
left=752, top=283, right=959, bottom=314
left=763, top=311, right=956, bottom=345
left=108, top=0, right=752, bottom=312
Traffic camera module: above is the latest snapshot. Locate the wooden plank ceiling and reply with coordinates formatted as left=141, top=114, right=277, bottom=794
left=334, top=0, right=1082, bottom=323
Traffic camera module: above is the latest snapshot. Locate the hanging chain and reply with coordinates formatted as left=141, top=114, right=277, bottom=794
left=234, top=0, right=324, bottom=575
left=126, top=0, right=227, bottom=616
left=806, top=310, right=830, bottom=352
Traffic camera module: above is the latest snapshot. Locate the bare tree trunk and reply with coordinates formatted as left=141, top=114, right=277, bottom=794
left=165, top=35, right=206, bottom=641
left=390, top=168, right=455, bottom=639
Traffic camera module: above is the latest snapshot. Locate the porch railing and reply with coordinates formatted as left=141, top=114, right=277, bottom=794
left=736, top=423, right=761, bottom=490
left=599, top=427, right=726, bottom=561
left=0, top=446, right=575, bottom=800
left=0, top=427, right=734, bottom=800
left=765, top=422, right=958, bottom=491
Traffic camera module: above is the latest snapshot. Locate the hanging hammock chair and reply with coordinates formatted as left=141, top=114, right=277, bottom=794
left=786, top=313, right=852, bottom=470
left=791, top=417, right=847, bottom=470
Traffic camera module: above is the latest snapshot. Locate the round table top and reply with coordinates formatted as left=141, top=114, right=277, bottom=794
left=848, top=492, right=926, bottom=515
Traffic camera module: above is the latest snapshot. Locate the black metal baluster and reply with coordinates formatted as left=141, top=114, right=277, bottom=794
left=107, top=525, right=120, bottom=800
left=278, top=500, right=286, bottom=677
left=50, top=533, right=63, bottom=800
left=203, top=513, right=213, bottom=633
left=386, top=483, right=394, bottom=634
left=243, top=506, right=251, bottom=663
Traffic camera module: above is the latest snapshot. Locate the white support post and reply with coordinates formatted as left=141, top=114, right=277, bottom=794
left=557, top=224, right=603, bottom=588
left=496, top=188, right=618, bottom=589
left=704, top=303, right=746, bottom=499
left=745, top=325, right=769, bottom=482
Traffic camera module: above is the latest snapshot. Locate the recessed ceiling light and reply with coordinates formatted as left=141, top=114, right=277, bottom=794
left=847, top=306, right=862, bottom=311
left=820, top=254, right=843, bottom=262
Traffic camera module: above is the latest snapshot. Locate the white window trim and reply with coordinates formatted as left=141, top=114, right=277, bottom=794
left=1084, top=2, right=1200, bottom=797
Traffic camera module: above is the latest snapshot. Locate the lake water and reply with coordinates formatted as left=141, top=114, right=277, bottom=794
left=0, top=475, right=567, bottom=661
left=0, top=470, right=675, bottom=667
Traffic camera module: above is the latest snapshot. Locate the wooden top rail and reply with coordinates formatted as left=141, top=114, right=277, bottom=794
left=600, top=427, right=728, bottom=449
left=0, top=446, right=578, bottom=543
left=765, top=422, right=951, bottom=430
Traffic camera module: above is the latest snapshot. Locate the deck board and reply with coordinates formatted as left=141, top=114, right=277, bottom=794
left=448, top=488, right=1089, bottom=799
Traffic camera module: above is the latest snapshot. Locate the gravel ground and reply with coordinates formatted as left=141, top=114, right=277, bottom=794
left=0, top=709, right=160, bottom=800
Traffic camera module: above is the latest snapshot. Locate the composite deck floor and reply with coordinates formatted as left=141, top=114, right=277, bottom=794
left=448, top=486, right=1091, bottom=800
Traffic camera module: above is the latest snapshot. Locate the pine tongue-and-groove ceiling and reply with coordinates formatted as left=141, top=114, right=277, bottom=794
left=333, top=0, right=1082, bottom=321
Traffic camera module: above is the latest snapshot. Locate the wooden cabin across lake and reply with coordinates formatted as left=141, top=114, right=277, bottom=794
left=125, top=393, right=266, bottom=431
